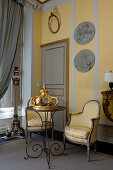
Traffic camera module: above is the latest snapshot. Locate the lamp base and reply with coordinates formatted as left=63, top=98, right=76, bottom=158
left=109, top=82, right=113, bottom=90
left=6, top=114, right=25, bottom=139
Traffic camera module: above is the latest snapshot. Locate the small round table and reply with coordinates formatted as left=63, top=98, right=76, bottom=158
left=24, top=105, right=66, bottom=169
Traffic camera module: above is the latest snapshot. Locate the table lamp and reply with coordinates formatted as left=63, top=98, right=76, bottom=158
left=104, top=71, right=113, bottom=90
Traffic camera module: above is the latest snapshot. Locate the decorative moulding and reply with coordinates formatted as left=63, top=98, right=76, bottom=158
left=74, top=49, right=95, bottom=72
left=74, top=21, right=95, bottom=44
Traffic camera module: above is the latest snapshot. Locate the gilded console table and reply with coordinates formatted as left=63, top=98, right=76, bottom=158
left=101, top=90, right=113, bottom=122
left=24, top=105, right=66, bottom=169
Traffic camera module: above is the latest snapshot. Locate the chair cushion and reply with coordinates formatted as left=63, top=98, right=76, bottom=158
left=28, top=118, right=52, bottom=128
left=28, top=119, right=42, bottom=127
left=65, top=126, right=90, bottom=139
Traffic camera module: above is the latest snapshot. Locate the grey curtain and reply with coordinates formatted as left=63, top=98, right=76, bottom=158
left=0, top=0, right=24, bottom=99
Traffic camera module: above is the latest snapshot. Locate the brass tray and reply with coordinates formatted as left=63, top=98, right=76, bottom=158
left=33, top=105, right=59, bottom=111
left=32, top=105, right=66, bottom=111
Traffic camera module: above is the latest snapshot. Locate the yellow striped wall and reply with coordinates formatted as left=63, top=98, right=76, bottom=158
left=34, top=0, right=113, bottom=120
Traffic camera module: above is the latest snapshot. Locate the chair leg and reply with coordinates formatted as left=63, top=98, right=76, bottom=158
left=26, top=131, right=28, bottom=144
left=62, top=133, right=67, bottom=156
left=63, top=133, right=66, bottom=151
left=87, top=145, right=90, bottom=162
left=30, top=132, right=32, bottom=138
left=52, top=121, right=54, bottom=140
left=94, top=142, right=97, bottom=152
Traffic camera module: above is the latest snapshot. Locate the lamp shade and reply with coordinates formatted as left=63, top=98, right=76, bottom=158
left=104, top=72, right=113, bottom=82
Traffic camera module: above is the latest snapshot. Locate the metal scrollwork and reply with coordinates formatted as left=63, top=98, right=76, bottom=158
left=25, top=104, right=66, bottom=168
left=24, top=139, right=43, bottom=159
left=50, top=141, right=64, bottom=156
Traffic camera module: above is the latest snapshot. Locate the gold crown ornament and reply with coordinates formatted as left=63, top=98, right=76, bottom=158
left=31, top=84, right=60, bottom=110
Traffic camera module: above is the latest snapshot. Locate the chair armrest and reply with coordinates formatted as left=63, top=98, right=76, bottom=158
left=66, top=114, right=71, bottom=126
left=66, top=112, right=82, bottom=126
left=69, top=112, right=82, bottom=116
left=88, top=117, right=100, bottom=143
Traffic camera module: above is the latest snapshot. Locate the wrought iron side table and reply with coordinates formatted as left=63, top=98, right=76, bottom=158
left=24, top=106, right=66, bottom=169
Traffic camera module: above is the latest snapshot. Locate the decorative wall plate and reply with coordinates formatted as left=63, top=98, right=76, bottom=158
left=74, top=49, right=95, bottom=72
left=74, top=22, right=95, bottom=44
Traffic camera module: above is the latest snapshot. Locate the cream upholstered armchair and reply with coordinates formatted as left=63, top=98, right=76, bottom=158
left=25, top=97, right=52, bottom=144
left=64, top=100, right=101, bottom=161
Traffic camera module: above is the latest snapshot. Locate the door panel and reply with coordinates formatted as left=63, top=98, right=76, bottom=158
left=48, top=88, right=64, bottom=96
left=45, top=46, right=64, bottom=85
left=41, top=39, right=69, bottom=131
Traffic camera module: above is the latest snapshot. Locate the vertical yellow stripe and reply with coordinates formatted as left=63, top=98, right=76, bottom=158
left=98, top=0, right=113, bottom=119
left=34, top=10, right=42, bottom=96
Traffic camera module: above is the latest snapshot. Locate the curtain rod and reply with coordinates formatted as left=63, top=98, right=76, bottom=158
left=26, top=0, right=42, bottom=9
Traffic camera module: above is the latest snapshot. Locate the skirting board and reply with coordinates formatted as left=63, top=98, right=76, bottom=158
left=21, top=117, right=113, bottom=144
left=1, top=116, right=113, bottom=144
left=98, top=119, right=113, bottom=144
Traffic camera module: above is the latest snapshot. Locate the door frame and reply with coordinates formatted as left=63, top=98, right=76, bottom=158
left=41, top=38, right=69, bottom=121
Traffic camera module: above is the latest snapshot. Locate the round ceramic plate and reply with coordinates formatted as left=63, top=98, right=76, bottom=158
left=74, top=22, right=95, bottom=44
left=74, top=49, right=95, bottom=72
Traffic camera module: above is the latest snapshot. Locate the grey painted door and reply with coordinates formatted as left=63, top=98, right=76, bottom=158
left=41, top=39, right=69, bottom=132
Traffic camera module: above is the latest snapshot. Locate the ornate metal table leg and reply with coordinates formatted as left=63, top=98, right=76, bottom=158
left=43, top=111, right=51, bottom=169
left=24, top=111, right=44, bottom=160
left=51, top=111, right=55, bottom=140
left=24, top=108, right=66, bottom=168
left=24, top=111, right=52, bottom=169
left=51, top=119, right=54, bottom=140
left=24, top=136, right=43, bottom=160
left=50, top=111, right=65, bottom=156
left=43, top=133, right=51, bottom=169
